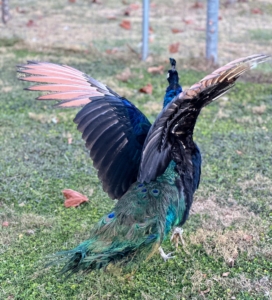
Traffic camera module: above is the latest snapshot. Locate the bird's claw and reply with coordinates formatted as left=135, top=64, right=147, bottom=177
left=170, top=227, right=185, bottom=249
left=159, top=246, right=175, bottom=262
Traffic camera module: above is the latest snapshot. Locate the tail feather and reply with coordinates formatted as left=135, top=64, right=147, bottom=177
left=49, top=236, right=158, bottom=275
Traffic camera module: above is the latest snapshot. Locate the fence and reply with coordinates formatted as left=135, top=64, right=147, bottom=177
left=0, top=0, right=271, bottom=64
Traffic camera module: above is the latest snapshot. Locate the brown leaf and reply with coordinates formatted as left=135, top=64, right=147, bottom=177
left=191, top=2, right=204, bottom=9
left=16, top=7, right=27, bottom=13
left=26, top=20, right=34, bottom=27
left=147, top=65, right=164, bottom=75
left=63, top=189, right=89, bottom=207
left=107, top=15, right=117, bottom=20
left=183, top=19, right=194, bottom=25
left=124, top=8, right=130, bottom=16
left=243, top=234, right=253, bottom=242
left=68, top=137, right=73, bottom=144
left=169, top=42, right=180, bottom=53
left=2, top=221, right=9, bottom=227
left=116, top=68, right=132, bottom=82
left=105, top=48, right=119, bottom=54
left=69, top=0, right=76, bottom=3
left=120, top=20, right=131, bottom=30
left=130, top=3, right=140, bottom=10
left=236, top=150, right=243, bottom=155
left=171, top=28, right=184, bottom=34
left=149, top=26, right=154, bottom=34
left=222, top=272, right=230, bottom=277
left=139, top=83, right=153, bottom=94
left=201, top=288, right=210, bottom=294
left=251, top=8, right=263, bottom=14
left=252, top=104, right=266, bottom=115
left=218, top=15, right=223, bottom=20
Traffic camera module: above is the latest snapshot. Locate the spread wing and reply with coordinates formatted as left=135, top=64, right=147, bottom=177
left=138, top=54, right=271, bottom=183
left=18, top=61, right=151, bottom=199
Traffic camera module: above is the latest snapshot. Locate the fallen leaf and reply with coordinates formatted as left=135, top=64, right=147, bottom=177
left=171, top=28, right=184, bottom=34
left=120, top=20, right=131, bottom=30
left=16, top=7, right=27, bottom=13
left=169, top=42, right=180, bottom=53
left=19, top=202, right=25, bottom=207
left=106, top=15, right=117, bottom=20
left=183, top=19, right=194, bottom=25
left=147, top=65, right=164, bottom=75
left=124, top=8, right=130, bottom=16
left=26, top=20, right=34, bottom=27
left=116, top=68, right=132, bottom=82
left=236, top=150, right=243, bottom=155
left=252, top=104, right=266, bottom=115
left=69, top=0, right=76, bottom=3
left=191, top=2, right=204, bottom=9
left=68, top=137, right=73, bottom=144
left=222, top=272, right=230, bottom=277
left=218, top=15, right=223, bottom=20
left=139, top=83, right=152, bottom=94
left=130, top=3, right=140, bottom=10
left=201, top=288, right=210, bottom=294
left=251, top=8, right=263, bottom=14
left=2, top=221, right=9, bottom=227
left=105, top=48, right=119, bottom=54
left=243, top=234, right=253, bottom=242
left=63, top=189, right=89, bottom=208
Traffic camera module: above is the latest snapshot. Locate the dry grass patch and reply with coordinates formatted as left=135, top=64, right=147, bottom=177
left=190, top=271, right=272, bottom=299
left=238, top=173, right=272, bottom=194
left=0, top=204, right=55, bottom=253
left=188, top=195, right=270, bottom=266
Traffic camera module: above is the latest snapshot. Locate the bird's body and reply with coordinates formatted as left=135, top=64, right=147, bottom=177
left=58, top=162, right=185, bottom=273
left=18, top=54, right=270, bottom=275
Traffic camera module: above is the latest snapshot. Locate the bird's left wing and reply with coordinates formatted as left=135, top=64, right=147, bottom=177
left=18, top=61, right=151, bottom=199
left=138, top=54, right=271, bottom=183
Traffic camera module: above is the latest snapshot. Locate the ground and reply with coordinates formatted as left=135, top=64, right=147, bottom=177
left=0, top=0, right=272, bottom=299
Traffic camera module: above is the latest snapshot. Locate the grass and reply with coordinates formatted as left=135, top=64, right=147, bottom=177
left=0, top=46, right=271, bottom=300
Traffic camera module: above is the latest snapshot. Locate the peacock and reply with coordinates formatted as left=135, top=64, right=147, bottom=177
left=18, top=54, right=270, bottom=275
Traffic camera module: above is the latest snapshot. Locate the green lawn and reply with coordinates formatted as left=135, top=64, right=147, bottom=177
left=0, top=47, right=271, bottom=300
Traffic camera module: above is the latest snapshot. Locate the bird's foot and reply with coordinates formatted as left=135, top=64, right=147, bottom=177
left=159, top=246, right=175, bottom=262
left=170, top=227, right=185, bottom=249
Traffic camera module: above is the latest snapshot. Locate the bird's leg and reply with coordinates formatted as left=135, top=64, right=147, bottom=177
left=170, top=227, right=185, bottom=249
left=159, top=246, right=175, bottom=262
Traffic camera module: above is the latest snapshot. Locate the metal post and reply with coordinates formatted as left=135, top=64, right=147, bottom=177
left=206, top=0, right=219, bottom=64
left=2, top=0, right=10, bottom=24
left=142, top=0, right=149, bottom=61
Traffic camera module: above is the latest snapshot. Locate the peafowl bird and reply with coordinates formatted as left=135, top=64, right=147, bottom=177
left=18, top=54, right=270, bottom=275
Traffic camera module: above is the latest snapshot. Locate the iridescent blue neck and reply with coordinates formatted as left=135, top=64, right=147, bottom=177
left=163, top=84, right=182, bottom=107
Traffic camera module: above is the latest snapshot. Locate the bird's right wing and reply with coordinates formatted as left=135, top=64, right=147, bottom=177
left=138, top=54, right=271, bottom=183
left=18, top=61, right=151, bottom=200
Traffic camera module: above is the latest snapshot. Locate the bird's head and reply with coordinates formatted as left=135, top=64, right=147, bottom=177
left=167, top=58, right=179, bottom=86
